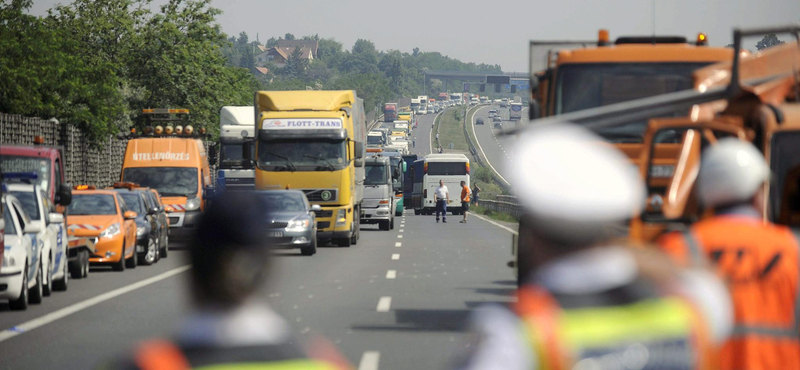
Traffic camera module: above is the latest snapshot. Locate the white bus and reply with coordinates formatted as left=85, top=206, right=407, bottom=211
left=509, top=102, right=523, bottom=121
left=411, top=154, right=470, bottom=215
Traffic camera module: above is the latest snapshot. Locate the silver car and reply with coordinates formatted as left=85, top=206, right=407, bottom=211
left=255, top=190, right=320, bottom=256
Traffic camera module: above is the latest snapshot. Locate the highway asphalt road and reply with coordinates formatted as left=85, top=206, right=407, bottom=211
left=469, top=104, right=526, bottom=186
left=0, top=206, right=516, bottom=370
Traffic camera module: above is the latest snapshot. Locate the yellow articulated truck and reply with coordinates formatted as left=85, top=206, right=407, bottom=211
left=253, top=90, right=366, bottom=246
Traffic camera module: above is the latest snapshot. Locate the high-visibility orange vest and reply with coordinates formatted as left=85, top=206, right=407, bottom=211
left=659, top=216, right=800, bottom=370
left=513, top=281, right=714, bottom=370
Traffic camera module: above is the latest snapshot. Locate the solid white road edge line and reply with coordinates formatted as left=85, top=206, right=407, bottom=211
left=386, top=270, right=397, bottom=279
left=469, top=105, right=510, bottom=186
left=471, top=213, right=518, bottom=235
left=376, top=296, right=392, bottom=312
left=391, top=253, right=400, bottom=260
left=0, top=265, right=192, bottom=343
left=359, top=351, right=381, bottom=370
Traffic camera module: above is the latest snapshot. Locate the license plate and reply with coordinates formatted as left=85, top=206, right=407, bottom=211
left=267, top=231, right=283, bottom=237
left=136, top=245, right=145, bottom=252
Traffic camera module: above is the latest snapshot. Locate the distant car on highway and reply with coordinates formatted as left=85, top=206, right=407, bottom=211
left=494, top=121, right=503, bottom=129
left=488, top=109, right=498, bottom=118
left=493, top=116, right=502, bottom=123
left=476, top=118, right=484, bottom=125
left=256, top=190, right=319, bottom=256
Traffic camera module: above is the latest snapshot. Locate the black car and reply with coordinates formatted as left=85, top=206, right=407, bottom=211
left=476, top=118, right=484, bottom=125
left=494, top=121, right=503, bottom=129
left=255, top=190, right=319, bottom=256
left=111, top=187, right=160, bottom=265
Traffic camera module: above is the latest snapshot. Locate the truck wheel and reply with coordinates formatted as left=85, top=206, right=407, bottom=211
left=379, top=220, right=390, bottom=231
left=390, top=216, right=395, bottom=230
left=336, top=237, right=351, bottom=247
left=10, top=266, right=29, bottom=310
left=414, top=209, right=420, bottom=215
left=81, top=250, right=90, bottom=278
left=29, top=263, right=44, bottom=304
left=53, top=258, right=69, bottom=291
left=351, top=214, right=359, bottom=245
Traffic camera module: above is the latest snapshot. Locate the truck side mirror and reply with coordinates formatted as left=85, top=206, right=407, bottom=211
left=529, top=100, right=541, bottom=120
left=208, top=144, right=218, bottom=164
left=242, top=141, right=253, bottom=161
left=56, top=184, right=72, bottom=206
left=354, top=141, right=365, bottom=159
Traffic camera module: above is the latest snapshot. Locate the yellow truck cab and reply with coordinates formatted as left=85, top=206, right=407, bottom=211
left=120, top=109, right=215, bottom=240
left=253, top=90, right=366, bottom=247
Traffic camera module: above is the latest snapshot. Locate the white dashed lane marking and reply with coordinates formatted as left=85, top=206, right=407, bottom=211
left=395, top=242, right=402, bottom=247
left=376, top=296, right=392, bottom=312
left=359, top=351, right=381, bottom=370
left=392, top=253, right=400, bottom=260
left=386, top=270, right=397, bottom=279
left=397, top=235, right=403, bottom=238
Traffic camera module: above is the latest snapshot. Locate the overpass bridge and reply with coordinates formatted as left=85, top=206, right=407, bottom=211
left=422, top=70, right=529, bottom=93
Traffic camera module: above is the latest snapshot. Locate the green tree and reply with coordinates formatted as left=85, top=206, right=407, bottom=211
left=237, top=31, right=249, bottom=45
left=284, top=32, right=295, bottom=40
left=266, top=37, right=278, bottom=47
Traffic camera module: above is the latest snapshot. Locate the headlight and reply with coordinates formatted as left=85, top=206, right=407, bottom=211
left=649, top=165, right=676, bottom=178
left=335, top=209, right=347, bottom=227
left=2, top=254, right=15, bottom=267
left=286, top=218, right=311, bottom=232
left=185, top=198, right=201, bottom=211
left=136, top=225, right=147, bottom=236
left=99, top=223, right=121, bottom=238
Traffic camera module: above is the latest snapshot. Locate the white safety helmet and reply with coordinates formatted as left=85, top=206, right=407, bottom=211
left=508, top=123, right=645, bottom=243
left=697, top=138, right=769, bottom=208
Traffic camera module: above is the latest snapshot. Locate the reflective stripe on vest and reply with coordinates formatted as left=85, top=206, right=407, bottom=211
left=681, top=229, right=800, bottom=340
left=135, top=340, right=340, bottom=370
left=514, top=286, right=707, bottom=370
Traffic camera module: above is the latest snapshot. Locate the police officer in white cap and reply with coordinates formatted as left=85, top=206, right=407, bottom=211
left=455, top=123, right=732, bottom=370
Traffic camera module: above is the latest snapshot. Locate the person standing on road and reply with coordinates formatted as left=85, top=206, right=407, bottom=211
left=455, top=124, right=732, bottom=370
left=460, top=181, right=470, bottom=223
left=435, top=180, right=449, bottom=223
left=99, top=192, right=350, bottom=370
left=659, top=139, right=800, bottom=370
left=471, top=184, right=481, bottom=206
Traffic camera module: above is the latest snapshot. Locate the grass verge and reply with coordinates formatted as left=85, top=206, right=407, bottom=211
left=472, top=204, right=519, bottom=223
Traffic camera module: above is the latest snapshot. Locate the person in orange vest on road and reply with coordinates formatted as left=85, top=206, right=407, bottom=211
left=98, top=192, right=350, bottom=370
left=455, top=124, right=732, bottom=370
left=659, top=138, right=800, bottom=370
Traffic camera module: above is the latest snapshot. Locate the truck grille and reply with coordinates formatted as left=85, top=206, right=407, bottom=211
left=314, top=210, right=333, bottom=218
left=317, top=221, right=331, bottom=229
left=363, top=199, right=381, bottom=209
left=303, top=189, right=337, bottom=202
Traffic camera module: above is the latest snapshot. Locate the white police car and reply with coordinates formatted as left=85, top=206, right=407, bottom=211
left=0, top=193, right=45, bottom=310
left=8, top=180, right=69, bottom=293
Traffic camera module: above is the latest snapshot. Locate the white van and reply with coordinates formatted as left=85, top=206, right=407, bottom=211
left=411, top=154, right=470, bottom=215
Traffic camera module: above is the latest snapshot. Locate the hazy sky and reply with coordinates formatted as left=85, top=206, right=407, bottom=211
left=28, top=0, right=800, bottom=72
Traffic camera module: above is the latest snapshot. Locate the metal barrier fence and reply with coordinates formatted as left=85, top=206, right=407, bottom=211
left=0, top=113, right=129, bottom=188
left=479, top=199, right=524, bottom=219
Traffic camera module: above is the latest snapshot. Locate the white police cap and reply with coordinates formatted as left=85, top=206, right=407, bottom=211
left=508, top=123, right=645, bottom=225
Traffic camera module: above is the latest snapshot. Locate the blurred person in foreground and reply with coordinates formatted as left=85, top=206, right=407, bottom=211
left=659, top=139, right=800, bottom=370
left=455, top=124, right=732, bottom=370
left=99, top=192, right=350, bottom=370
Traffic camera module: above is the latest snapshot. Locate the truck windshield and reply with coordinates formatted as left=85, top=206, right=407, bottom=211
left=68, top=194, right=117, bottom=215
left=10, top=191, right=40, bottom=220
left=258, top=139, right=346, bottom=171
left=556, top=62, right=710, bottom=141
left=368, top=136, right=383, bottom=145
left=122, top=167, right=198, bottom=197
left=220, top=142, right=254, bottom=169
left=1, top=155, right=51, bottom=194
left=365, top=164, right=388, bottom=185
